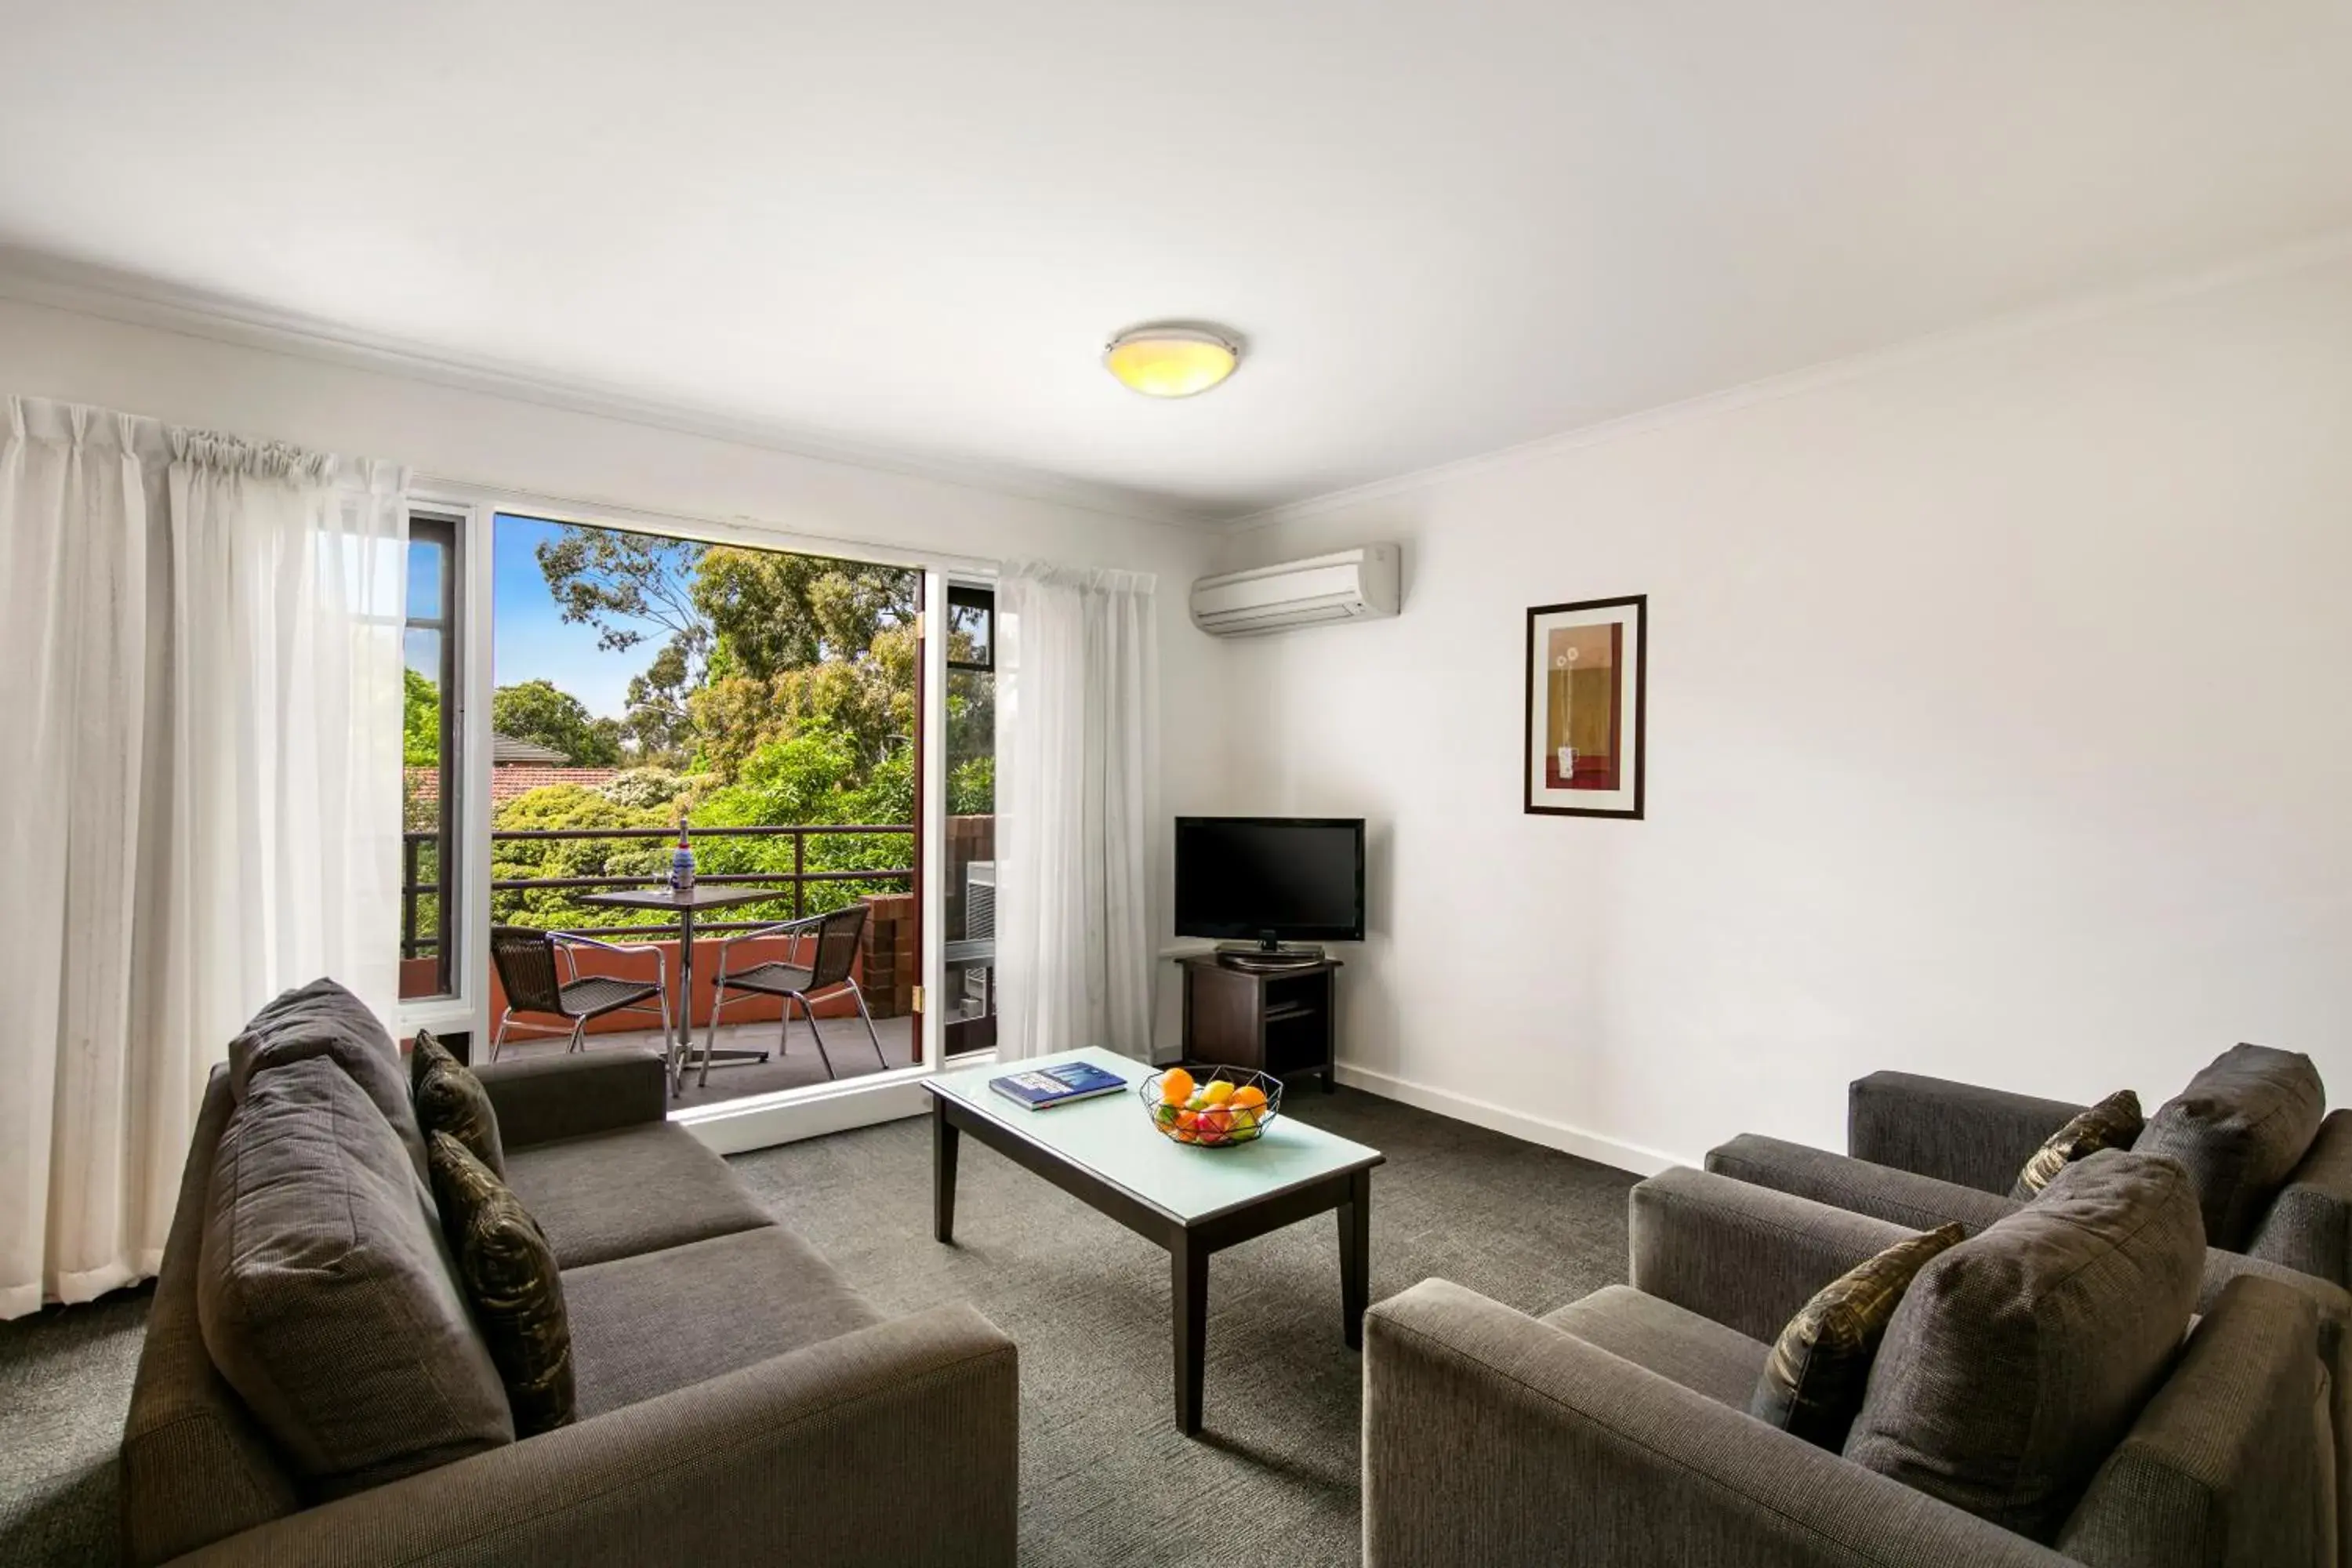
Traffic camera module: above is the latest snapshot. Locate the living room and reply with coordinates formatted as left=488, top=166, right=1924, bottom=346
left=3, top=5, right=2349, bottom=1566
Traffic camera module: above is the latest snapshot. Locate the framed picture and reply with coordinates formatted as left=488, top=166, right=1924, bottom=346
left=1525, top=594, right=1646, bottom=818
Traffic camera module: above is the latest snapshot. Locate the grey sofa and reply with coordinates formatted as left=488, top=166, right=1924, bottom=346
left=121, top=1044, right=1019, bottom=1566
left=1363, top=1167, right=2337, bottom=1567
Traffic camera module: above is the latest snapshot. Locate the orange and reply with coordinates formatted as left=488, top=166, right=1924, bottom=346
left=1160, top=1068, right=1195, bottom=1105
left=1229, top=1085, right=1267, bottom=1110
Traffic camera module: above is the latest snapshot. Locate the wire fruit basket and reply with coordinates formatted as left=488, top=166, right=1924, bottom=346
left=1138, top=1065, right=1283, bottom=1148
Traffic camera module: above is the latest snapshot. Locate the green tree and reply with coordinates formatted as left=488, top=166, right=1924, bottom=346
left=691, top=548, right=917, bottom=677
left=691, top=735, right=915, bottom=916
left=949, top=754, right=994, bottom=816
left=488, top=786, right=671, bottom=932
left=492, top=680, right=624, bottom=766
left=686, top=622, right=916, bottom=779
left=532, top=524, right=920, bottom=779
left=534, top=527, right=710, bottom=758
left=404, top=668, right=441, bottom=768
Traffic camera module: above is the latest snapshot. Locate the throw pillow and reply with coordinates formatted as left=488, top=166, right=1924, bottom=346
left=2135, top=1042, right=2325, bottom=1251
left=411, top=1029, right=504, bottom=1176
left=230, top=977, right=430, bottom=1184
left=426, top=1131, right=576, bottom=1436
left=2012, top=1090, right=2143, bottom=1200
left=1751, top=1223, right=1964, bottom=1450
left=198, top=1055, right=513, bottom=1497
left=1844, top=1149, right=2203, bottom=1541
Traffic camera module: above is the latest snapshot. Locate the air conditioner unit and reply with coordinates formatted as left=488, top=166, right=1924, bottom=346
left=1189, top=544, right=1400, bottom=637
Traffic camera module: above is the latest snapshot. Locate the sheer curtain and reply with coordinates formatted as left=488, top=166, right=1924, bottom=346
left=993, top=563, right=1156, bottom=1062
left=0, top=397, right=408, bottom=1318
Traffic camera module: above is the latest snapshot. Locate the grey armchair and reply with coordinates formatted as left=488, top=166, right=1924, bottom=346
left=1837, top=1061, right=2352, bottom=1284
left=1704, top=1056, right=2352, bottom=1297
left=1363, top=1167, right=2336, bottom=1568
left=1704, top=1055, right=2352, bottom=1564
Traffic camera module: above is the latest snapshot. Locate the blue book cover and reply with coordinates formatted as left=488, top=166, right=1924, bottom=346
left=989, top=1062, right=1128, bottom=1110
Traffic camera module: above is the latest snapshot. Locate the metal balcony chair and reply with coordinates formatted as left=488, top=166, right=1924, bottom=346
left=488, top=924, right=673, bottom=1066
left=709, top=904, right=888, bottom=1087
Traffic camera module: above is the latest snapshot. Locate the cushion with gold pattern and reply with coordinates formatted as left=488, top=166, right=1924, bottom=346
left=426, top=1131, right=575, bottom=1436
left=1751, top=1222, right=1965, bottom=1450
left=412, top=1029, right=504, bottom=1177
left=2011, top=1090, right=2143, bottom=1201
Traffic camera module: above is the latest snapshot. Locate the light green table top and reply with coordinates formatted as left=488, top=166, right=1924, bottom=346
left=926, top=1046, right=1382, bottom=1225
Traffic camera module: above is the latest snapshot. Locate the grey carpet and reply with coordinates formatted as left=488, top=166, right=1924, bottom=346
left=0, top=1086, right=1635, bottom=1566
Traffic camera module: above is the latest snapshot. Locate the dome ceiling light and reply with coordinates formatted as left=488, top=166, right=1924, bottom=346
left=1104, top=325, right=1242, bottom=398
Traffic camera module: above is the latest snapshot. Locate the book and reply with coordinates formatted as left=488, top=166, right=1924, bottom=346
left=989, top=1062, right=1129, bottom=1110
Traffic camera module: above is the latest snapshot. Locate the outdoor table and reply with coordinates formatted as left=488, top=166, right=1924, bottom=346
left=578, top=884, right=797, bottom=1094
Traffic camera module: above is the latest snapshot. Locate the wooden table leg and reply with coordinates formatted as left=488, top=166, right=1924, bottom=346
left=1173, top=1236, right=1208, bottom=1436
left=933, top=1099, right=960, bottom=1245
left=1340, top=1167, right=1370, bottom=1350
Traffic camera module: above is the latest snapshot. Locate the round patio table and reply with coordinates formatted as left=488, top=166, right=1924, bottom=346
left=578, top=884, right=796, bottom=1093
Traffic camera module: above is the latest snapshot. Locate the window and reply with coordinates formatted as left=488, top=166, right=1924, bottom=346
left=400, top=514, right=463, bottom=1000
left=944, top=583, right=996, bottom=1054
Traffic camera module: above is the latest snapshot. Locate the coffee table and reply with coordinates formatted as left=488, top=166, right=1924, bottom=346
left=925, top=1046, right=1383, bottom=1435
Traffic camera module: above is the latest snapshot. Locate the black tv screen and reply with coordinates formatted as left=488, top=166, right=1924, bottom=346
left=1174, top=817, right=1365, bottom=942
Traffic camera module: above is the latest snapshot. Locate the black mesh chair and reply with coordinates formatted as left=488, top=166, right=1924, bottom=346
left=709, top=904, right=887, bottom=1086
left=488, top=924, right=673, bottom=1066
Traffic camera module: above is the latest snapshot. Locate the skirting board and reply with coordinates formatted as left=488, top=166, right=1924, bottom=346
left=1331, top=1061, right=1688, bottom=1178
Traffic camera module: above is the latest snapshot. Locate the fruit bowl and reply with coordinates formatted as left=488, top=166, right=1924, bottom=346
left=1139, top=1065, right=1283, bottom=1148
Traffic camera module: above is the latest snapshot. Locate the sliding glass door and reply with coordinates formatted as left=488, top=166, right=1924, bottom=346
left=392, top=484, right=1013, bottom=1145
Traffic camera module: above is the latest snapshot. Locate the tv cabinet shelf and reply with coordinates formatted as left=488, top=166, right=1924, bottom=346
left=1178, top=956, right=1341, bottom=1093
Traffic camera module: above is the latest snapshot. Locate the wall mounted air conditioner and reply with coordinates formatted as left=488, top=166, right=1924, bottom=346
left=1189, top=544, right=1400, bottom=637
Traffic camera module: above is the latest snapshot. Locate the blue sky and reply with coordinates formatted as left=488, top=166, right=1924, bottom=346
left=401, top=513, right=649, bottom=720
left=492, top=514, right=645, bottom=718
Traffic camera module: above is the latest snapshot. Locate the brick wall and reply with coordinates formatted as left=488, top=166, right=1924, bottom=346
left=861, top=893, right=917, bottom=1018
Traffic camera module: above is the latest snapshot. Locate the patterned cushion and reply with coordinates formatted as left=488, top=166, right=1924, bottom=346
left=1846, top=1149, right=2204, bottom=1541
left=2011, top=1090, right=2143, bottom=1200
left=198, top=1057, right=512, bottom=1497
left=411, top=1029, right=504, bottom=1177
left=1750, top=1223, right=1963, bottom=1449
left=426, top=1132, right=575, bottom=1436
left=2136, top=1043, right=2326, bottom=1251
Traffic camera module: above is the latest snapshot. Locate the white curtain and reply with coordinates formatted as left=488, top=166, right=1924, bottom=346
left=0, top=397, right=408, bottom=1319
left=993, top=563, right=1156, bottom=1062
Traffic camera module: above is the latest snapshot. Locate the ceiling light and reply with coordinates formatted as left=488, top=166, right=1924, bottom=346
left=1104, top=325, right=1241, bottom=398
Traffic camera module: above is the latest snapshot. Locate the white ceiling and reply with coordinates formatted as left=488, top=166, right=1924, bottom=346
left=2, top=2, right=2349, bottom=521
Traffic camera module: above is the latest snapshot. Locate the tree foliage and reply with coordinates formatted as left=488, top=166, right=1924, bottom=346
left=692, top=548, right=917, bottom=677
left=404, top=668, right=441, bottom=768
left=492, top=680, right=624, bottom=765
left=488, top=786, right=672, bottom=934
left=493, top=524, right=956, bottom=934
left=534, top=528, right=710, bottom=756
left=532, top=524, right=922, bottom=780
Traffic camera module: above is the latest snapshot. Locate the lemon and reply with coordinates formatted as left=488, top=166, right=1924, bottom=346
left=1201, top=1080, right=1236, bottom=1106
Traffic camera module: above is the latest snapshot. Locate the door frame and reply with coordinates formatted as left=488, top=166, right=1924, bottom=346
left=407, top=477, right=991, bottom=1150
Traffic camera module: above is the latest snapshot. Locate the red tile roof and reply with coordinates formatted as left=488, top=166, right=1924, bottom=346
left=405, top=765, right=623, bottom=806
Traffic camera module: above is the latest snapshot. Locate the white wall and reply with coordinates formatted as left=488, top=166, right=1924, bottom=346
left=0, top=290, right=1235, bottom=1055
left=1214, top=255, right=2352, bottom=1171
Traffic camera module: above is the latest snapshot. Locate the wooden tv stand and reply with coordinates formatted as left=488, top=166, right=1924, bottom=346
left=1177, top=955, right=1341, bottom=1093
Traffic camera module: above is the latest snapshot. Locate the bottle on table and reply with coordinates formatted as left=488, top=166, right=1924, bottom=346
left=669, top=818, right=696, bottom=893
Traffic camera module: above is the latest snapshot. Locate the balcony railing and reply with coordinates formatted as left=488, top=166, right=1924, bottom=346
left=399, top=823, right=915, bottom=959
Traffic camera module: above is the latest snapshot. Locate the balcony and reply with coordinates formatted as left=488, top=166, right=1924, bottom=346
left=401, top=818, right=995, bottom=1109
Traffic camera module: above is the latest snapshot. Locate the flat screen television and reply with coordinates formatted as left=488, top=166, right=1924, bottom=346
left=1174, top=816, right=1365, bottom=949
